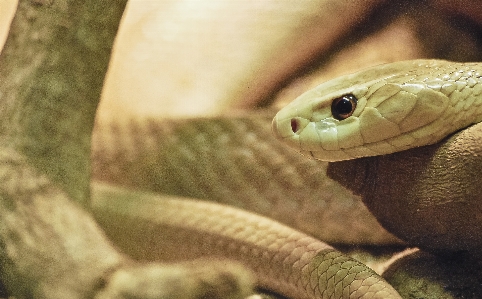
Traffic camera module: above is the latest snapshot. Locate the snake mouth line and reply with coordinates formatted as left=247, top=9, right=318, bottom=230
left=286, top=113, right=450, bottom=154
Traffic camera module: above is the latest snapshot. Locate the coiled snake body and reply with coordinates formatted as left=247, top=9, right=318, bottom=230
left=93, top=59, right=482, bottom=299
left=3, top=1, right=481, bottom=298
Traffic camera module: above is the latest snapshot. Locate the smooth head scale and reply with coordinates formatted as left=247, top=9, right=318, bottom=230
left=273, top=60, right=482, bottom=161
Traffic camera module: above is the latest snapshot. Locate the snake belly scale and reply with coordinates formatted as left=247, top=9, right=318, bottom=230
left=272, top=60, right=482, bottom=161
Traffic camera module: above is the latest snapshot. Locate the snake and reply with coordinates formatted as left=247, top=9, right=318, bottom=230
left=272, top=59, right=482, bottom=161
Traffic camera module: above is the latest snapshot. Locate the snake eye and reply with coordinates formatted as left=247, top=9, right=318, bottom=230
left=331, top=94, right=357, bottom=120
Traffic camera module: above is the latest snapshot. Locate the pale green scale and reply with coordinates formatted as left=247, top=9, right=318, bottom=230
left=317, top=120, right=340, bottom=151
left=359, top=107, right=401, bottom=143
left=463, top=94, right=476, bottom=112
left=440, top=82, right=457, bottom=97
left=299, top=122, right=325, bottom=151
left=366, top=140, right=397, bottom=155
left=342, top=146, right=376, bottom=160
left=336, top=117, right=363, bottom=149
left=386, top=132, right=416, bottom=149
left=449, top=89, right=466, bottom=107
left=467, top=77, right=478, bottom=88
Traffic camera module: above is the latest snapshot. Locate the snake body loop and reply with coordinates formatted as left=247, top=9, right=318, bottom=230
left=92, top=183, right=401, bottom=299
left=273, top=60, right=482, bottom=161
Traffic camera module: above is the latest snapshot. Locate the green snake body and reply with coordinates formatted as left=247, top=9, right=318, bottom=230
left=273, top=60, right=482, bottom=161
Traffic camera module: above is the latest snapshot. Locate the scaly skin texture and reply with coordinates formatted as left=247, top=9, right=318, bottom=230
left=90, top=115, right=402, bottom=298
left=328, top=122, right=482, bottom=256
left=273, top=59, right=482, bottom=258
left=328, top=120, right=482, bottom=298
left=91, top=113, right=401, bottom=246
left=92, top=182, right=401, bottom=299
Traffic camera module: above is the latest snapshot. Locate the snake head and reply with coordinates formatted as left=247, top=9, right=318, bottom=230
left=272, top=79, right=373, bottom=161
left=272, top=60, right=482, bottom=161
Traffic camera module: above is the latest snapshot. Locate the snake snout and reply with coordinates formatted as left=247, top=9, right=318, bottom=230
left=272, top=114, right=294, bottom=140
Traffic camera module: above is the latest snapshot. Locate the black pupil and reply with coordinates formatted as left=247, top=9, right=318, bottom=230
left=331, top=94, right=357, bottom=120
left=335, top=98, right=353, bottom=114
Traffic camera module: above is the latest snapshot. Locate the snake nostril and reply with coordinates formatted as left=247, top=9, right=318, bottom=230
left=290, top=118, right=299, bottom=134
